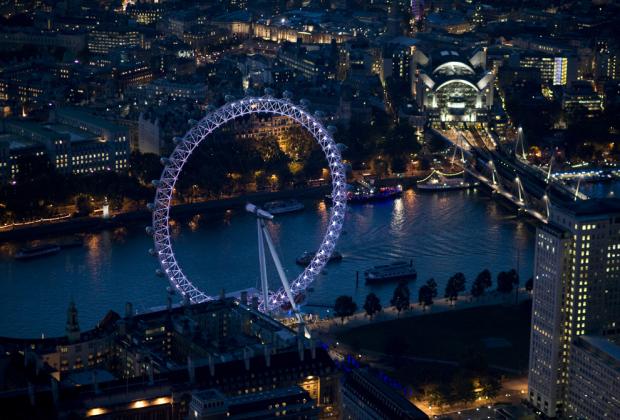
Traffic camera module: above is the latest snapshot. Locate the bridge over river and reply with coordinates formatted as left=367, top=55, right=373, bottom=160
left=434, top=127, right=587, bottom=224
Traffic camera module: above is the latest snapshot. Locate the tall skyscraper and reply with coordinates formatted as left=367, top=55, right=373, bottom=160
left=528, top=200, right=620, bottom=417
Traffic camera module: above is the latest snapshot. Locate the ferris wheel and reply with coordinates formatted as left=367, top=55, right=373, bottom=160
left=147, top=94, right=347, bottom=312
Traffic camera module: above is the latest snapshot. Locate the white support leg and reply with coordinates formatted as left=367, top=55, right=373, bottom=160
left=261, top=224, right=308, bottom=337
left=257, top=219, right=269, bottom=312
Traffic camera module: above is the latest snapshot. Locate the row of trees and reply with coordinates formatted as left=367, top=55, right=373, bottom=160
left=333, top=269, right=534, bottom=323
left=426, top=374, right=502, bottom=407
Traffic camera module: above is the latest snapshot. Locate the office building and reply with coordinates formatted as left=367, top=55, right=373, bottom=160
left=1, top=108, right=130, bottom=180
left=528, top=200, right=620, bottom=417
left=88, top=29, right=143, bottom=55
left=562, top=81, right=603, bottom=117
left=512, top=52, right=578, bottom=86
left=565, top=335, right=620, bottom=419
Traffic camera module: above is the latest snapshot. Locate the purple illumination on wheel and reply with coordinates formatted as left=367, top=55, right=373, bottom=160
left=150, top=96, right=347, bottom=311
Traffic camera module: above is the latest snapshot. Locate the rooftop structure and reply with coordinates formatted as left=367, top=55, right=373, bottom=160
left=0, top=297, right=340, bottom=418
left=413, top=48, right=494, bottom=124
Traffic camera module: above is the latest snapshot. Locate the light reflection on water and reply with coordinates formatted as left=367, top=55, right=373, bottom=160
left=0, top=188, right=535, bottom=338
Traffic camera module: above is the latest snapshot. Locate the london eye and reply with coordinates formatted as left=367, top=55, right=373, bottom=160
left=148, top=95, right=347, bottom=312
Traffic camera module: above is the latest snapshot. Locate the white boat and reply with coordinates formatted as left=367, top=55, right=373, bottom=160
left=417, top=171, right=479, bottom=191
left=364, top=260, right=417, bottom=284
left=263, top=199, right=305, bottom=214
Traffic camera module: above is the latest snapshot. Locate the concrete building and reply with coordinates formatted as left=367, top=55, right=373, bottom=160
left=565, top=335, right=620, bottom=419
left=190, top=386, right=320, bottom=419
left=341, top=368, right=428, bottom=420
left=88, top=29, right=143, bottom=55
left=562, top=81, right=604, bottom=117
left=511, top=51, right=578, bottom=86
left=136, top=78, right=208, bottom=102
left=1, top=108, right=130, bottom=179
left=527, top=199, right=620, bottom=417
left=0, top=297, right=340, bottom=419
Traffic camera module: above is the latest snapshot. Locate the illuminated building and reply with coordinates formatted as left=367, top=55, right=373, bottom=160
left=413, top=48, right=494, bottom=124
left=595, top=45, right=619, bottom=81
left=126, top=4, right=164, bottom=25
left=561, top=81, right=603, bottom=117
left=189, top=386, right=320, bottom=419
left=513, top=52, right=577, bottom=86
left=425, top=12, right=473, bottom=35
left=0, top=134, right=46, bottom=181
left=527, top=200, right=620, bottom=418
left=88, top=29, right=143, bottom=55
left=1, top=108, right=130, bottom=178
left=565, top=335, right=620, bottom=419
left=379, top=36, right=419, bottom=95
left=136, top=78, right=208, bottom=101
left=113, top=63, right=154, bottom=89
left=0, top=297, right=340, bottom=419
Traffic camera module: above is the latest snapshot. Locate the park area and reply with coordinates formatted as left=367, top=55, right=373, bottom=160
left=337, top=300, right=531, bottom=371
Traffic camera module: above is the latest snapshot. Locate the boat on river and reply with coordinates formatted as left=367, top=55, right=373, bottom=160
left=364, top=260, right=417, bottom=284
left=416, top=170, right=479, bottom=192
left=263, top=199, right=305, bottom=214
left=328, top=179, right=402, bottom=203
left=295, top=250, right=343, bottom=266
left=15, top=244, right=61, bottom=260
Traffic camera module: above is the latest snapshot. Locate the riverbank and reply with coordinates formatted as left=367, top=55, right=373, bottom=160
left=0, top=185, right=332, bottom=242
left=309, top=288, right=532, bottom=335
left=0, top=175, right=425, bottom=242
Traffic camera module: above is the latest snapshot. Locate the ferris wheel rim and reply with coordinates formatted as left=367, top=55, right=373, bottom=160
left=151, top=96, right=347, bottom=311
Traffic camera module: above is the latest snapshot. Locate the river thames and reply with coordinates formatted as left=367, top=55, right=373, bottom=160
left=0, top=187, right=537, bottom=338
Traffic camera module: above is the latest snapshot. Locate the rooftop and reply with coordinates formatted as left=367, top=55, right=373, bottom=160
left=55, top=107, right=126, bottom=133
left=578, top=335, right=620, bottom=365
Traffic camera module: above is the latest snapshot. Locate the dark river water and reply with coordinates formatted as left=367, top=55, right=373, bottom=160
left=0, top=187, right=537, bottom=338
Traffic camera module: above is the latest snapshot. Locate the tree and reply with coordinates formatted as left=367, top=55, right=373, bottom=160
left=471, top=270, right=491, bottom=299
left=426, top=278, right=438, bottom=299
left=391, top=281, right=410, bottom=317
left=452, top=272, right=466, bottom=293
left=445, top=272, right=465, bottom=304
left=75, top=194, right=93, bottom=216
left=479, top=375, right=502, bottom=399
left=497, top=269, right=519, bottom=294
left=334, top=295, right=357, bottom=324
left=476, top=269, right=492, bottom=290
left=471, top=278, right=485, bottom=299
left=445, top=278, right=459, bottom=304
left=418, top=284, right=434, bottom=310
left=363, top=293, right=382, bottom=319
left=426, top=383, right=451, bottom=408
left=525, top=277, right=534, bottom=293
left=450, top=374, right=476, bottom=403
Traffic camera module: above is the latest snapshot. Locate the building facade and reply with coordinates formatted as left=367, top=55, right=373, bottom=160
left=414, top=48, right=494, bottom=124
left=565, top=335, right=620, bottom=419
left=0, top=297, right=341, bottom=419
left=528, top=200, right=620, bottom=417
